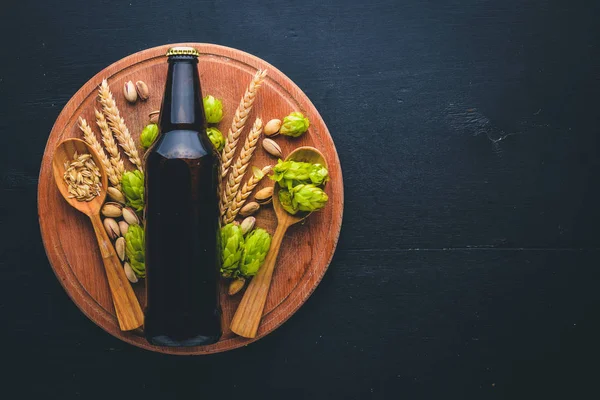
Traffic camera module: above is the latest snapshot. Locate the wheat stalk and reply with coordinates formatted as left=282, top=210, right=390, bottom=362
left=220, top=118, right=263, bottom=222
left=221, top=69, right=268, bottom=179
left=78, top=117, right=121, bottom=189
left=223, top=165, right=273, bottom=224
left=98, top=79, right=144, bottom=172
left=95, top=108, right=125, bottom=180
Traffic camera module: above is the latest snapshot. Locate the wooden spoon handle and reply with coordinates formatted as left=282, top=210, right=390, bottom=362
left=230, top=222, right=288, bottom=338
left=90, top=213, right=144, bottom=331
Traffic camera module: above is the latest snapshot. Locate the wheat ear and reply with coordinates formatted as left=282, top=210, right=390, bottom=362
left=220, top=118, right=263, bottom=222
left=95, top=108, right=125, bottom=180
left=78, top=117, right=121, bottom=189
left=224, top=165, right=273, bottom=224
left=220, top=69, right=268, bottom=179
left=98, top=79, right=144, bottom=172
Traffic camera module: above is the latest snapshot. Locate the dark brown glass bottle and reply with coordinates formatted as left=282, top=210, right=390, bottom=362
left=144, top=47, right=222, bottom=346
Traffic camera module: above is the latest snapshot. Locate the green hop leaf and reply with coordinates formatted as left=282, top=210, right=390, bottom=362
left=221, top=223, right=244, bottom=277
left=203, top=95, right=224, bottom=123
left=125, top=224, right=145, bottom=278
left=140, top=123, right=159, bottom=149
left=206, top=127, right=225, bottom=152
left=279, top=112, right=310, bottom=137
left=270, top=160, right=329, bottom=189
left=239, top=228, right=271, bottom=277
left=278, top=189, right=299, bottom=215
left=290, top=184, right=328, bottom=212
left=121, top=170, right=144, bottom=212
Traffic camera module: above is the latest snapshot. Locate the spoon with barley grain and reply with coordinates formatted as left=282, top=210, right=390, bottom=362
left=52, top=138, right=144, bottom=331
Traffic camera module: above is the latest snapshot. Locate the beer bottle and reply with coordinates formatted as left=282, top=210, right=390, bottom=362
left=144, top=47, right=222, bottom=346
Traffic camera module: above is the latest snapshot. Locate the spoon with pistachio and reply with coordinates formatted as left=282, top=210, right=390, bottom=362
left=231, top=146, right=328, bottom=338
left=52, top=138, right=144, bottom=331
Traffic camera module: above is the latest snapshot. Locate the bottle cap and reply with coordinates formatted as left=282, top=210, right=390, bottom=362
left=166, top=46, right=200, bottom=57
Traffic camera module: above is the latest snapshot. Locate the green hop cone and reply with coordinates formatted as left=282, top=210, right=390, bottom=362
left=203, top=95, right=224, bottom=123
left=271, top=160, right=312, bottom=189
left=125, top=224, right=145, bottom=278
left=239, top=228, right=272, bottom=277
left=221, top=223, right=244, bottom=277
left=270, top=160, right=329, bottom=189
left=308, top=163, right=329, bottom=185
left=279, top=112, right=310, bottom=137
left=121, top=170, right=144, bottom=212
left=206, top=127, right=225, bottom=152
left=140, top=123, right=159, bottom=149
left=290, top=184, right=328, bottom=212
left=278, top=189, right=299, bottom=215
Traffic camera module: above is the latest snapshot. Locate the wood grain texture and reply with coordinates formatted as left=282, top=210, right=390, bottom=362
left=37, top=43, right=344, bottom=354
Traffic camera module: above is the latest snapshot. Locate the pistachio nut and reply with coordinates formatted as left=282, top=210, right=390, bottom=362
left=262, top=138, right=282, bottom=158
left=115, top=237, right=126, bottom=261
left=240, top=202, right=260, bottom=217
left=240, top=216, right=256, bottom=235
left=103, top=218, right=120, bottom=240
left=101, top=202, right=123, bottom=218
left=135, top=80, right=149, bottom=101
left=264, top=119, right=281, bottom=137
left=123, top=80, right=137, bottom=103
left=118, top=221, right=129, bottom=236
left=149, top=110, right=160, bottom=124
left=228, top=278, right=246, bottom=295
left=123, top=262, right=139, bottom=283
left=255, top=186, right=274, bottom=205
left=107, top=187, right=126, bottom=204
left=122, top=207, right=140, bottom=225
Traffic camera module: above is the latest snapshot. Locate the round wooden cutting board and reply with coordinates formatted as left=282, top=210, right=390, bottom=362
left=37, top=43, right=343, bottom=354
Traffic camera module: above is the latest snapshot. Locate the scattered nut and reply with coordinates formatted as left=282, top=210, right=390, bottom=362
left=228, top=278, right=246, bottom=295
left=103, top=218, right=120, bottom=240
left=149, top=110, right=160, bottom=124
left=264, top=119, right=281, bottom=137
left=255, top=186, right=274, bottom=205
left=107, top=187, right=126, bottom=204
left=240, top=216, right=256, bottom=235
left=122, top=207, right=140, bottom=225
left=123, top=81, right=138, bottom=103
left=240, top=202, right=260, bottom=217
left=101, top=202, right=123, bottom=218
left=262, top=138, right=283, bottom=158
left=118, top=221, right=129, bottom=236
left=124, top=262, right=139, bottom=283
left=135, top=80, right=149, bottom=101
left=115, top=237, right=126, bottom=261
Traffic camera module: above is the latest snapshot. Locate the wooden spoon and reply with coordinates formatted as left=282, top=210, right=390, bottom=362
left=52, top=138, right=144, bottom=331
left=231, top=146, right=328, bottom=338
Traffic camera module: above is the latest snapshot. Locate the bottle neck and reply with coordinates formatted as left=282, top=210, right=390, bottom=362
left=159, top=56, right=206, bottom=132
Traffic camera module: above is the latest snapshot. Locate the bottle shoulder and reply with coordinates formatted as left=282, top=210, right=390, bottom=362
left=151, top=129, right=216, bottom=160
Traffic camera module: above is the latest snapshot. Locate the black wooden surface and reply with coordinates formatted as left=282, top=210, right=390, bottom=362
left=1, top=0, right=599, bottom=398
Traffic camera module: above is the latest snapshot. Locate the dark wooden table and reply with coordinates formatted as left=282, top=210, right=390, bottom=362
left=1, top=0, right=599, bottom=398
